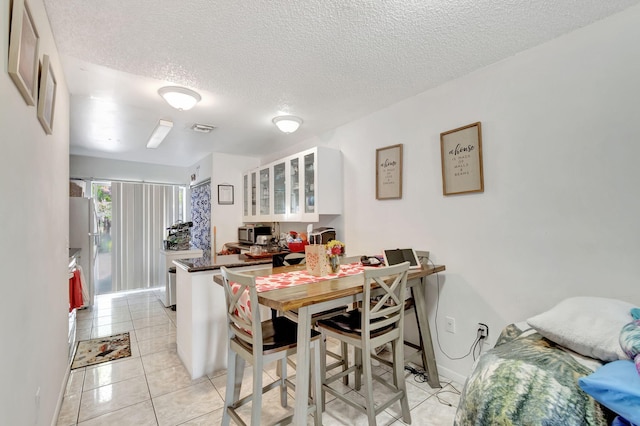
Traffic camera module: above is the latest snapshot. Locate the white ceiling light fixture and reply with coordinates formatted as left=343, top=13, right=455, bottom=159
left=158, top=86, right=202, bottom=111
left=272, top=115, right=303, bottom=134
left=146, top=119, right=173, bottom=149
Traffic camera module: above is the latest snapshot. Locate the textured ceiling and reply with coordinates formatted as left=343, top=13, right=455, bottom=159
left=44, top=0, right=640, bottom=167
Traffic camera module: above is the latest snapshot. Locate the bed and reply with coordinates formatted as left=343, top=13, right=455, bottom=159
left=454, top=297, right=640, bottom=426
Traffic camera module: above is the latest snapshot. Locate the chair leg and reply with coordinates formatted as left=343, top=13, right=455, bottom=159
left=361, top=348, right=377, bottom=426
left=394, top=340, right=412, bottom=424
left=341, top=341, right=349, bottom=385
left=252, top=356, right=263, bottom=425
left=279, top=357, right=288, bottom=408
left=223, top=349, right=241, bottom=426
left=311, top=340, right=323, bottom=426
left=354, top=347, right=363, bottom=391
left=319, top=334, right=327, bottom=411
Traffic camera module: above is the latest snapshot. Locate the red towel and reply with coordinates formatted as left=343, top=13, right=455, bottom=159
left=69, top=270, right=84, bottom=312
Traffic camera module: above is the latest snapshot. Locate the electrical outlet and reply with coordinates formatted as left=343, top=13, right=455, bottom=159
left=478, top=323, right=489, bottom=339
left=445, top=316, right=456, bottom=333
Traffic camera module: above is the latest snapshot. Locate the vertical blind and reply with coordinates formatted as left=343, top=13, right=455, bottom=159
left=111, top=182, right=183, bottom=292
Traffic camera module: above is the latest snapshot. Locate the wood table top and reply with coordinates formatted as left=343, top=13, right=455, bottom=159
left=213, top=264, right=445, bottom=312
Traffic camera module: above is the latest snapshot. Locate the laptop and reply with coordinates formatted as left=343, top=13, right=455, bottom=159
left=382, top=248, right=421, bottom=269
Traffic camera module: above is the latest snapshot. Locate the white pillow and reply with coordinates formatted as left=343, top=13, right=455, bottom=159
left=527, top=296, right=634, bottom=362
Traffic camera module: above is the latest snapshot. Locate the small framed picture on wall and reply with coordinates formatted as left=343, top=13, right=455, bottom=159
left=218, top=184, right=234, bottom=205
left=376, top=144, right=403, bottom=200
left=440, top=122, right=484, bottom=195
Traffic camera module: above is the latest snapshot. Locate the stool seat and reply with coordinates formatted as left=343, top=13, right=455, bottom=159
left=235, top=316, right=320, bottom=354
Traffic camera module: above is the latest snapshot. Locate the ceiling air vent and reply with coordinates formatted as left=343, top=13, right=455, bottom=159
left=191, top=123, right=215, bottom=133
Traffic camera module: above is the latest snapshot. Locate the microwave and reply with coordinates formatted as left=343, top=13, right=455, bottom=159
left=238, top=225, right=272, bottom=245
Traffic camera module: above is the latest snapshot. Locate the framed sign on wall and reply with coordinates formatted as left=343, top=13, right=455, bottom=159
left=37, top=54, right=57, bottom=135
left=218, top=184, right=234, bottom=205
left=440, top=122, right=484, bottom=195
left=376, top=144, right=403, bottom=200
left=8, top=0, right=40, bottom=106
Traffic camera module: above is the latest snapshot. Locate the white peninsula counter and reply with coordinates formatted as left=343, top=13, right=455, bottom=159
left=173, top=254, right=272, bottom=379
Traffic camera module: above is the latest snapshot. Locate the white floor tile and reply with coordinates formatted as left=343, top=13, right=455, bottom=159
left=78, top=375, right=150, bottom=422
left=58, top=289, right=462, bottom=425
left=152, top=381, right=224, bottom=426
left=77, top=400, right=157, bottom=426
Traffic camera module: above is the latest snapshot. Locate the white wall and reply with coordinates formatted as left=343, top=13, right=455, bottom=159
left=267, top=5, right=640, bottom=382
left=70, top=154, right=188, bottom=184
left=0, top=0, right=71, bottom=423
left=210, top=153, right=259, bottom=251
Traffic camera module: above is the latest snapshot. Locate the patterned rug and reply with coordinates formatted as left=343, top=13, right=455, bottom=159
left=71, top=332, right=131, bottom=369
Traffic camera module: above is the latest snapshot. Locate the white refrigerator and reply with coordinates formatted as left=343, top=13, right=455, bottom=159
left=69, top=197, right=100, bottom=307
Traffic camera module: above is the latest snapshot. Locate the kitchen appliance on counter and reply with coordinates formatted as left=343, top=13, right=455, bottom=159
left=238, top=225, right=272, bottom=245
left=308, top=227, right=336, bottom=245
left=163, top=221, right=193, bottom=250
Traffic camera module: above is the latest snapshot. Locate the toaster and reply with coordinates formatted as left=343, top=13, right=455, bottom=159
left=308, top=227, right=336, bottom=245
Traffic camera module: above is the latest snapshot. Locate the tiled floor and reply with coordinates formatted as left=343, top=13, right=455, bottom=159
left=57, top=288, right=461, bottom=425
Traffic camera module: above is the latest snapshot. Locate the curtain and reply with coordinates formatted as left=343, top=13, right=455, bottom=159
left=111, top=182, right=182, bottom=292
left=190, top=182, right=211, bottom=257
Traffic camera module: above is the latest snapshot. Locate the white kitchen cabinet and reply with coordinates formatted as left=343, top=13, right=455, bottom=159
left=242, top=169, right=259, bottom=222
left=242, top=146, right=342, bottom=223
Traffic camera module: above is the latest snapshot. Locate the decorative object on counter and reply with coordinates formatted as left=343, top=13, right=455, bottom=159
left=217, top=184, right=234, bottom=205
left=376, top=144, right=403, bottom=200
left=71, top=333, right=131, bottom=369
left=305, top=244, right=331, bottom=276
left=326, top=240, right=345, bottom=273
left=8, top=0, right=39, bottom=106
left=286, top=230, right=308, bottom=252
left=163, top=221, right=193, bottom=250
left=440, top=121, right=484, bottom=195
left=272, top=115, right=303, bottom=133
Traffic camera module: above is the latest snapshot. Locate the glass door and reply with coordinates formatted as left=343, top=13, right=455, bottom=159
left=91, top=181, right=112, bottom=295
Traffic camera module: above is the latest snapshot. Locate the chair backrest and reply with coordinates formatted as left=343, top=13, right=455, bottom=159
left=283, top=252, right=306, bottom=266
left=362, top=261, right=410, bottom=337
left=220, top=266, right=262, bottom=347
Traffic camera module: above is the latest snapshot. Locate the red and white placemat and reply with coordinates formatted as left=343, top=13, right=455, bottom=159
left=230, top=262, right=365, bottom=316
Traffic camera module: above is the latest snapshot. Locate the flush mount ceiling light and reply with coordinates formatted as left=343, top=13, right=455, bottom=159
left=272, top=115, right=303, bottom=134
left=158, top=86, right=201, bottom=111
left=146, top=119, right=173, bottom=149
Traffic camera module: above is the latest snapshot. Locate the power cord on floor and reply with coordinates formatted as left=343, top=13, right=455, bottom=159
left=404, top=365, right=462, bottom=408
left=404, top=365, right=429, bottom=383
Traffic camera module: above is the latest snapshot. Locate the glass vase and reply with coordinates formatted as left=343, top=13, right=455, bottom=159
left=329, top=255, right=340, bottom=273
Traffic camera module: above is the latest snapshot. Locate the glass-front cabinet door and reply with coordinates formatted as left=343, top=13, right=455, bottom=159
left=273, top=161, right=286, bottom=220
left=243, top=173, right=249, bottom=220
left=251, top=171, right=257, bottom=217
left=289, top=157, right=300, bottom=220
left=303, top=152, right=315, bottom=215
left=259, top=166, right=271, bottom=218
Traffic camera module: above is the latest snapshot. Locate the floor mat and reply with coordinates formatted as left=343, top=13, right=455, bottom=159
left=71, top=332, right=131, bottom=369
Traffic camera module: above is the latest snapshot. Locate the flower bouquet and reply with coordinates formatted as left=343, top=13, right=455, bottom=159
left=326, top=240, right=345, bottom=273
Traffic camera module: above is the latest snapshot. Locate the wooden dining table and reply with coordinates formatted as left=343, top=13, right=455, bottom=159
left=214, top=262, right=445, bottom=425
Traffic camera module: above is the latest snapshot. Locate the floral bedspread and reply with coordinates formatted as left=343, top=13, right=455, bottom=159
left=454, top=324, right=608, bottom=426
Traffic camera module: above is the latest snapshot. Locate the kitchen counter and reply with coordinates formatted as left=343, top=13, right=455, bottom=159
left=173, top=253, right=273, bottom=272
left=173, top=253, right=274, bottom=379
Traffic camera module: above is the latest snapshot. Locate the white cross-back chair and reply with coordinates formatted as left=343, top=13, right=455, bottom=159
left=317, top=261, right=412, bottom=425
left=220, top=266, right=323, bottom=426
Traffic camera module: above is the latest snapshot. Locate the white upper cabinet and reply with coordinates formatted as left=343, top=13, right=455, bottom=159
left=242, top=146, right=342, bottom=223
